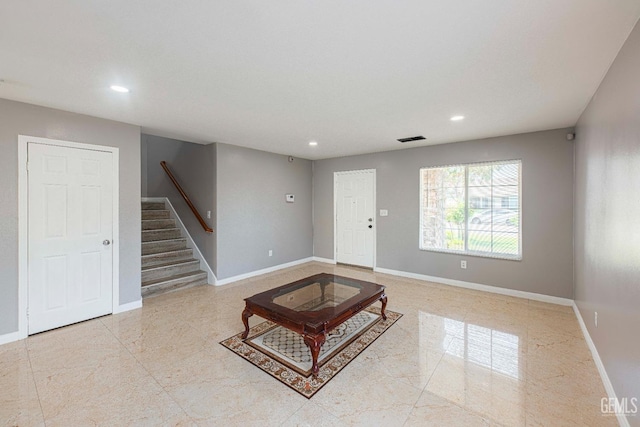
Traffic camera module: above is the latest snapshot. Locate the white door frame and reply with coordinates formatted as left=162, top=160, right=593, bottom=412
left=333, top=169, right=376, bottom=268
left=18, top=135, right=119, bottom=339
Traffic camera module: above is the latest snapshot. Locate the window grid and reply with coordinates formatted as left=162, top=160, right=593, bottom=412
left=419, top=160, right=521, bottom=260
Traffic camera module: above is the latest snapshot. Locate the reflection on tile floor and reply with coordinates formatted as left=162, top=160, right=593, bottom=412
left=0, top=262, right=616, bottom=426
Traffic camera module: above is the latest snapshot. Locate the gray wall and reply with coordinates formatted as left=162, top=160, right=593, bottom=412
left=216, top=143, right=313, bottom=279
left=0, top=98, right=141, bottom=335
left=313, top=128, right=574, bottom=298
left=574, top=19, right=640, bottom=421
left=143, top=134, right=217, bottom=274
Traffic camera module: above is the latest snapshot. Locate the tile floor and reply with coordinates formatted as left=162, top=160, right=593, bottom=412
left=1, top=262, right=616, bottom=426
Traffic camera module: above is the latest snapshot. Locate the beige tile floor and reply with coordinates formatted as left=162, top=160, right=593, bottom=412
left=1, top=262, right=616, bottom=426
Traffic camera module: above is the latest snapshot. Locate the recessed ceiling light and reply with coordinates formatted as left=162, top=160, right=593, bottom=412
left=309, top=141, right=318, bottom=146
left=110, top=85, right=130, bottom=93
left=450, top=115, right=465, bottom=121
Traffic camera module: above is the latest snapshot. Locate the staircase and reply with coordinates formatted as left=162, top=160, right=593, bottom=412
left=141, top=201, right=208, bottom=298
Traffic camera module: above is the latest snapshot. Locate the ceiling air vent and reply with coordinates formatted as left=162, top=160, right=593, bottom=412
left=397, top=136, right=426, bottom=143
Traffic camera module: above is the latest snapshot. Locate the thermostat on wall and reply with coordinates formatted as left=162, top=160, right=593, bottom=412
left=286, top=194, right=295, bottom=203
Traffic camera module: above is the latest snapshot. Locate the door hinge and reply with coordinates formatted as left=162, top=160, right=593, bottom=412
left=26, top=162, right=29, bottom=171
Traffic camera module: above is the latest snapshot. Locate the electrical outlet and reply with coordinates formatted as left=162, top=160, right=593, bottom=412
left=461, top=260, right=467, bottom=269
left=268, top=250, right=273, bottom=257
left=207, top=210, right=211, bottom=219
left=595, top=311, right=598, bottom=328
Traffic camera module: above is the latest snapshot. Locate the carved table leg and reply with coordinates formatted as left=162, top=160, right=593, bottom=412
left=304, top=334, right=326, bottom=377
left=380, top=294, right=388, bottom=320
left=241, top=307, right=253, bottom=339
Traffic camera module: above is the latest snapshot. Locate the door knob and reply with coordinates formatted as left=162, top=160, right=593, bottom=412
left=368, top=225, right=373, bottom=229
left=103, top=240, right=111, bottom=246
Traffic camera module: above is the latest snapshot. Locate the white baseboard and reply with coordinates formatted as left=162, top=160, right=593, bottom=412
left=0, top=300, right=143, bottom=347
left=573, top=303, right=629, bottom=427
left=143, top=197, right=217, bottom=285
left=0, top=330, right=24, bottom=346
left=114, top=299, right=142, bottom=314
left=373, top=267, right=573, bottom=306
left=312, top=256, right=337, bottom=265
left=215, top=257, right=314, bottom=286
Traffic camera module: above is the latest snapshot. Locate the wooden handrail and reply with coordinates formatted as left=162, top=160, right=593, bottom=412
left=160, top=161, right=213, bottom=234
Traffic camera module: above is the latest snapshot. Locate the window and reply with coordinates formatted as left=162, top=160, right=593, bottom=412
left=420, top=160, right=521, bottom=259
left=470, top=196, right=491, bottom=209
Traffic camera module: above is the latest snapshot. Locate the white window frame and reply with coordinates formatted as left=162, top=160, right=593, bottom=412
left=419, top=159, right=522, bottom=260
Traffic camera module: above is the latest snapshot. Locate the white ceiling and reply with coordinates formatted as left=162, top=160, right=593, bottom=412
left=1, top=1, right=639, bottom=160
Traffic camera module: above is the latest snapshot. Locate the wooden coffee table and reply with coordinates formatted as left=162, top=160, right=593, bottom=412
left=241, top=273, right=387, bottom=377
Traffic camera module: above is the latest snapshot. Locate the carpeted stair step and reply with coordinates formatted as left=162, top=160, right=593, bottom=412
left=142, top=270, right=208, bottom=298
left=142, top=238, right=188, bottom=255
left=142, top=228, right=182, bottom=242
left=142, top=209, right=171, bottom=220
left=141, top=259, right=200, bottom=282
left=142, top=219, right=176, bottom=230
left=142, top=201, right=166, bottom=210
left=140, top=199, right=207, bottom=298
left=142, top=248, right=194, bottom=268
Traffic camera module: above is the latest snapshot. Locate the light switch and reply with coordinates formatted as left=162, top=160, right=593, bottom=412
left=285, top=194, right=295, bottom=203
left=379, top=209, right=388, bottom=217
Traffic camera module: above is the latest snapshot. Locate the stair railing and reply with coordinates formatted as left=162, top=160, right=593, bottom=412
left=160, top=161, right=213, bottom=234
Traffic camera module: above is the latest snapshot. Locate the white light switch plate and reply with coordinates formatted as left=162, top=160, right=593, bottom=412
left=380, top=209, right=388, bottom=217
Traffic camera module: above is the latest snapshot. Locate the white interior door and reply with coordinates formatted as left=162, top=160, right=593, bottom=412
left=28, top=143, right=114, bottom=334
left=335, top=170, right=375, bottom=268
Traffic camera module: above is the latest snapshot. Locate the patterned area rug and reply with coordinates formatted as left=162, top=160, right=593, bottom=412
left=220, top=306, right=402, bottom=398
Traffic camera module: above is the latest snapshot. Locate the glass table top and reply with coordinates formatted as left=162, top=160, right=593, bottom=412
left=243, top=273, right=386, bottom=328
left=272, top=280, right=362, bottom=311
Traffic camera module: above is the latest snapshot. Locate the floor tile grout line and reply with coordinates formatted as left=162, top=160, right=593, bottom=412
left=406, top=380, right=501, bottom=426
left=277, top=400, right=310, bottom=426
left=523, top=303, right=530, bottom=427
left=99, top=314, right=197, bottom=424
left=398, top=372, right=433, bottom=427
left=23, top=338, right=48, bottom=426
left=403, top=312, right=493, bottom=426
